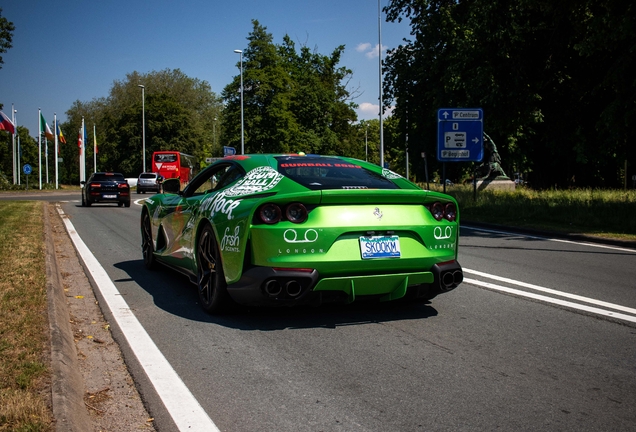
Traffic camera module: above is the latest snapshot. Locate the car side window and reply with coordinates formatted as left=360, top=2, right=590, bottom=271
left=214, top=166, right=243, bottom=191
left=185, top=164, right=235, bottom=197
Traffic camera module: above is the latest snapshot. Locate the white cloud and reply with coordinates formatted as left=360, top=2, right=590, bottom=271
left=357, top=43, right=388, bottom=59
left=356, top=43, right=372, bottom=52
left=357, top=102, right=394, bottom=120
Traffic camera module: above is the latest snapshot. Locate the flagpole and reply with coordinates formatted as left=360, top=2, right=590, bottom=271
left=12, top=104, right=16, bottom=184
left=45, top=137, right=49, bottom=185
left=378, top=0, right=384, bottom=169
left=81, top=117, right=86, bottom=183
left=38, top=108, right=42, bottom=190
left=54, top=113, right=59, bottom=189
left=93, top=124, right=97, bottom=173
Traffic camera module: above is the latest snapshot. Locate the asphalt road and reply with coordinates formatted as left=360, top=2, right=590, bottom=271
left=18, top=192, right=636, bottom=431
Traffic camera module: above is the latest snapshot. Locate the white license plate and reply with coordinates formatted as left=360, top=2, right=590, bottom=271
left=359, top=235, right=401, bottom=259
left=103, top=194, right=117, bottom=199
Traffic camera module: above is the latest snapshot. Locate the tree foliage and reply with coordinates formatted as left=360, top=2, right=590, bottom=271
left=0, top=7, right=14, bottom=71
left=383, top=0, right=636, bottom=188
left=221, top=20, right=358, bottom=156
left=61, top=69, right=223, bottom=181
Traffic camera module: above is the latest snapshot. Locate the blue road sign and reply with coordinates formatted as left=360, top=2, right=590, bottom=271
left=437, top=108, right=484, bottom=162
left=223, top=146, right=236, bottom=156
left=23, top=164, right=32, bottom=175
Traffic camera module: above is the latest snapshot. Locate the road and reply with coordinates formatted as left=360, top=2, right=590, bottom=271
left=24, top=193, right=636, bottom=430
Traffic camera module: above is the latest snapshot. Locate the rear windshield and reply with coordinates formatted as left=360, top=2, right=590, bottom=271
left=91, top=173, right=125, bottom=182
left=139, top=173, right=157, bottom=179
left=275, top=156, right=398, bottom=190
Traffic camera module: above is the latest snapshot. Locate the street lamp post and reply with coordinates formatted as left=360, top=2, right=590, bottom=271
left=213, top=117, right=217, bottom=152
left=234, top=49, right=244, bottom=155
left=138, top=84, right=146, bottom=173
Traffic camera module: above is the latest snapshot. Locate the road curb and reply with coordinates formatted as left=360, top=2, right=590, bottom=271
left=44, top=202, right=93, bottom=431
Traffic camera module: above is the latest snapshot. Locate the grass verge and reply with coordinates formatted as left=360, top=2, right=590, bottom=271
left=0, top=201, right=52, bottom=431
left=437, top=185, right=636, bottom=241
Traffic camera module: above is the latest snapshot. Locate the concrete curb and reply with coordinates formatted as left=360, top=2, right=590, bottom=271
left=44, top=202, right=93, bottom=432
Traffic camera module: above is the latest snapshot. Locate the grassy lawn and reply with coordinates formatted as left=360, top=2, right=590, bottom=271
left=435, top=185, right=636, bottom=241
left=0, top=201, right=52, bottom=431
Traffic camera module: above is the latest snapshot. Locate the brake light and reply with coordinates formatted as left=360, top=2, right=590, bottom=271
left=258, top=204, right=282, bottom=224
left=117, top=183, right=129, bottom=189
left=90, top=183, right=101, bottom=188
left=428, top=201, right=457, bottom=221
left=285, top=203, right=308, bottom=223
left=430, top=202, right=444, bottom=221
left=444, top=203, right=457, bottom=221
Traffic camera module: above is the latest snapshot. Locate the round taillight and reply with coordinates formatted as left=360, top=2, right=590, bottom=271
left=259, top=204, right=281, bottom=224
left=444, top=203, right=457, bottom=221
left=285, top=203, right=308, bottom=223
left=431, top=202, right=444, bottom=221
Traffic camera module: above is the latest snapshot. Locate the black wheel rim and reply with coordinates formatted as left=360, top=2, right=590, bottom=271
left=198, top=229, right=218, bottom=307
left=142, top=214, right=153, bottom=264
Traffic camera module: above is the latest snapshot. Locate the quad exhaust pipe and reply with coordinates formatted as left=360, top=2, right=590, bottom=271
left=263, top=279, right=305, bottom=298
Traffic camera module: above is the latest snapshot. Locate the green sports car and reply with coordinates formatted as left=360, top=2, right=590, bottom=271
left=140, top=154, right=463, bottom=313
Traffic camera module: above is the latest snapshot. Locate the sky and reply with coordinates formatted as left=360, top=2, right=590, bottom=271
left=1, top=0, right=411, bottom=139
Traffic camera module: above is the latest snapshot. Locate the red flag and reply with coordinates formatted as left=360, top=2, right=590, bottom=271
left=78, top=128, right=83, bottom=155
left=0, top=111, right=15, bottom=134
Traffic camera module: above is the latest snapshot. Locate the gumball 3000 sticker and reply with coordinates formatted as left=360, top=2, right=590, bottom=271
left=382, top=168, right=403, bottom=180
left=223, top=166, right=284, bottom=197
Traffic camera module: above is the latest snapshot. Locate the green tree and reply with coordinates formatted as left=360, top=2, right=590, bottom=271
left=384, top=0, right=636, bottom=188
left=0, top=126, right=38, bottom=188
left=0, top=7, right=14, bottom=71
left=222, top=20, right=358, bottom=156
left=64, top=69, right=223, bottom=180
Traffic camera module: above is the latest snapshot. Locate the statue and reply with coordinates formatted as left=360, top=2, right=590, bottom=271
left=475, top=133, right=508, bottom=180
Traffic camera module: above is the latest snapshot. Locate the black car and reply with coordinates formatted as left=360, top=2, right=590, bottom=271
left=136, top=172, right=163, bottom=194
left=81, top=172, right=131, bottom=207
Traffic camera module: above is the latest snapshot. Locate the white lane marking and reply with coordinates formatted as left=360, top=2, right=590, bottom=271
left=464, top=268, right=636, bottom=316
left=464, top=277, right=636, bottom=324
left=56, top=205, right=220, bottom=432
left=463, top=225, right=636, bottom=253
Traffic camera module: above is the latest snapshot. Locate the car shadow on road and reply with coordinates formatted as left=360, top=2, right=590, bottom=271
left=113, top=260, right=439, bottom=331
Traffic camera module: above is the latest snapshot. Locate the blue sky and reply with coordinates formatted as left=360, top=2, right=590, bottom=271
left=1, top=1, right=410, bottom=139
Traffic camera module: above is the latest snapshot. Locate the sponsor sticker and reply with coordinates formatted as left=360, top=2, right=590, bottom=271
left=223, top=166, right=284, bottom=197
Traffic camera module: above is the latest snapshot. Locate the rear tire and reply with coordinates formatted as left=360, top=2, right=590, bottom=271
left=141, top=211, right=156, bottom=270
left=196, top=224, right=232, bottom=314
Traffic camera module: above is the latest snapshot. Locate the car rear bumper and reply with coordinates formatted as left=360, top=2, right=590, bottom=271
left=227, top=261, right=462, bottom=307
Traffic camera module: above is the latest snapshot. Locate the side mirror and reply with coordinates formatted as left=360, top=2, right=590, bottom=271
left=162, top=178, right=181, bottom=194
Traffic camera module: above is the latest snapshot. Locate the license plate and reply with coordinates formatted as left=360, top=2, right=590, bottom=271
left=359, top=235, right=401, bottom=259
left=103, top=194, right=117, bottom=199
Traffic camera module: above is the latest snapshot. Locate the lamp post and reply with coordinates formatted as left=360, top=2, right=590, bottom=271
left=138, top=84, right=146, bottom=173
left=213, top=117, right=217, bottom=152
left=378, top=0, right=384, bottom=168
left=234, top=49, right=244, bottom=155
left=365, top=122, right=368, bottom=162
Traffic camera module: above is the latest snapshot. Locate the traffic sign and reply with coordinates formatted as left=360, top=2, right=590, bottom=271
left=223, top=146, right=236, bottom=156
left=437, top=108, right=483, bottom=162
left=23, top=164, right=32, bottom=175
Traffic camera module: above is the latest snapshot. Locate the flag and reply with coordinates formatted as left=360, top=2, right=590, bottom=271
left=0, top=111, right=15, bottom=134
left=94, top=131, right=98, bottom=154
left=83, top=124, right=87, bottom=149
left=56, top=120, right=66, bottom=144
left=40, top=113, right=54, bottom=140
left=78, top=128, right=83, bottom=153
